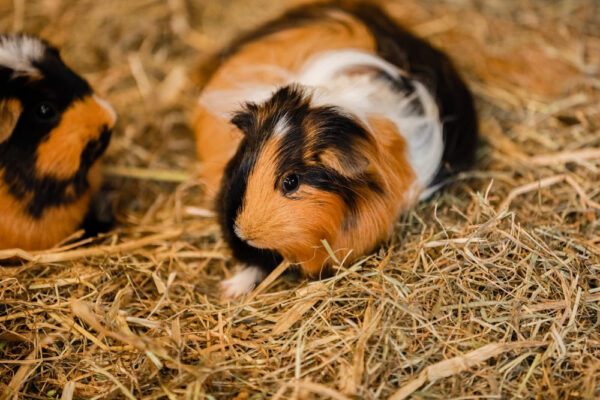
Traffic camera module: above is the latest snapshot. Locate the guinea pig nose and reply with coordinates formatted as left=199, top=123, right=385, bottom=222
left=93, top=94, right=117, bottom=125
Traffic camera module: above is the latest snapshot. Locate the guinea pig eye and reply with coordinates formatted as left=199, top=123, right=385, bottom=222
left=35, top=102, right=57, bottom=121
left=282, top=174, right=300, bottom=195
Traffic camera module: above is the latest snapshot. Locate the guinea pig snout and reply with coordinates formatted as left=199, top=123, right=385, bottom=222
left=233, top=221, right=263, bottom=248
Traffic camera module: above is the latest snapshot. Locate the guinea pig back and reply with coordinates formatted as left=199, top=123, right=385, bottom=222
left=0, top=34, right=116, bottom=250
left=194, top=1, right=478, bottom=297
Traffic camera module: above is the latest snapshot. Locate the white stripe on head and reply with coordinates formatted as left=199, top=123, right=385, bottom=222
left=273, top=114, right=290, bottom=137
left=0, top=34, right=45, bottom=73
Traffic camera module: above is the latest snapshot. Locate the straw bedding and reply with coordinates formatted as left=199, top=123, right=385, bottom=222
left=1, top=0, right=599, bottom=398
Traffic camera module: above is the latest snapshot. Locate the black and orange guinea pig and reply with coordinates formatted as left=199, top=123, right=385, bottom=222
left=193, top=1, right=478, bottom=297
left=0, top=33, right=116, bottom=251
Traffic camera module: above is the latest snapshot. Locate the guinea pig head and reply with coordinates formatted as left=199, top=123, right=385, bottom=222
left=218, top=85, right=389, bottom=276
left=0, top=34, right=116, bottom=249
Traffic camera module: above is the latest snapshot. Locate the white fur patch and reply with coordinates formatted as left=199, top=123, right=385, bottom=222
left=296, top=50, right=443, bottom=197
left=296, top=49, right=403, bottom=86
left=199, top=84, right=277, bottom=118
left=0, top=35, right=45, bottom=73
left=273, top=114, right=290, bottom=136
left=220, top=265, right=266, bottom=299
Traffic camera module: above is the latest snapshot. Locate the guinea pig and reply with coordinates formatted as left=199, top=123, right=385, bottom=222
left=193, top=1, right=478, bottom=297
left=0, top=33, right=116, bottom=251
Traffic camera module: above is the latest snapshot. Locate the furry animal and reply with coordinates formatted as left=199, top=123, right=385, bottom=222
left=0, top=33, right=116, bottom=250
left=193, top=1, right=478, bottom=297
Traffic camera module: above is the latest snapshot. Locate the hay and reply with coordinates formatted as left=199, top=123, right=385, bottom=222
left=1, top=0, right=599, bottom=398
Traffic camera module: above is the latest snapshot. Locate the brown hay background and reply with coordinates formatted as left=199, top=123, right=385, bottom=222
left=1, top=0, right=599, bottom=399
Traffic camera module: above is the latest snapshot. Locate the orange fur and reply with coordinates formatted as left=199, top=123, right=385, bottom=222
left=0, top=164, right=101, bottom=250
left=36, top=96, right=114, bottom=179
left=193, top=105, right=243, bottom=199
left=316, top=117, right=416, bottom=275
left=195, top=15, right=376, bottom=196
left=0, top=98, right=22, bottom=143
left=330, top=117, right=416, bottom=264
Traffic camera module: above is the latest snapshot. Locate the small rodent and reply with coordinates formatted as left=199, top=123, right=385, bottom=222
left=0, top=33, right=116, bottom=250
left=193, top=1, right=478, bottom=297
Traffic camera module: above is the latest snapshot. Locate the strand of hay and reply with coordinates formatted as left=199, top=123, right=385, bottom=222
left=0, top=230, right=182, bottom=262
left=529, top=147, right=600, bottom=166
left=270, top=282, right=327, bottom=335
left=389, top=341, right=548, bottom=400
left=69, top=299, right=207, bottom=378
left=498, top=174, right=600, bottom=212
left=241, top=261, right=290, bottom=304
left=103, top=165, right=192, bottom=182
left=272, top=379, right=353, bottom=400
left=0, top=335, right=57, bottom=400
left=60, top=382, right=76, bottom=400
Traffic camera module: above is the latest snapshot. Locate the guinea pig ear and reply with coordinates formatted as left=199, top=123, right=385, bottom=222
left=319, top=147, right=370, bottom=178
left=230, top=103, right=258, bottom=134
left=0, top=98, right=22, bottom=144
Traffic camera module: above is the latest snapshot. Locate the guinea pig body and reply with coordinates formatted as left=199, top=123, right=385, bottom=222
left=194, top=2, right=477, bottom=297
left=0, top=34, right=116, bottom=250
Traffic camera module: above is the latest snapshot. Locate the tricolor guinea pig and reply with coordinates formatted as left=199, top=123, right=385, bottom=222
left=193, top=1, right=477, bottom=297
left=0, top=34, right=116, bottom=250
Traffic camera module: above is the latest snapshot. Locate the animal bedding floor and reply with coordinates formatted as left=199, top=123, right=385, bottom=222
left=1, top=0, right=599, bottom=399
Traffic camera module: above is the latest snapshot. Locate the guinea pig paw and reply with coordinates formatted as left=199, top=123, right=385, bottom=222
left=220, top=265, right=266, bottom=299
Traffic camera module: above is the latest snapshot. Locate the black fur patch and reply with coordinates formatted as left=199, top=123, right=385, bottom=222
left=0, top=41, right=111, bottom=219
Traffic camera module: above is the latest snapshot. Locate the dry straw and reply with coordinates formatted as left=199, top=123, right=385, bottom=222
left=1, top=0, right=599, bottom=399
